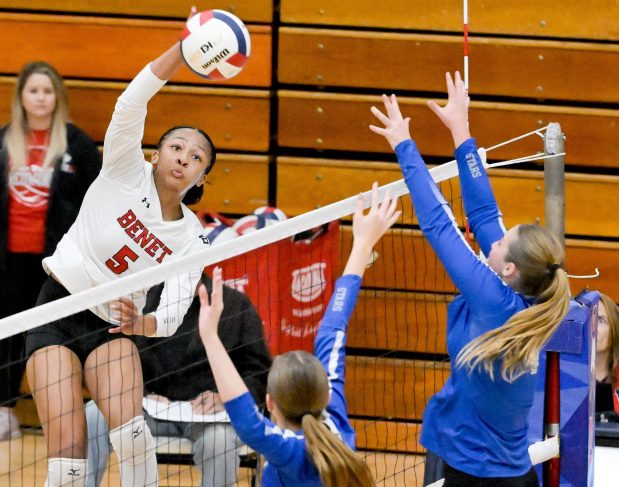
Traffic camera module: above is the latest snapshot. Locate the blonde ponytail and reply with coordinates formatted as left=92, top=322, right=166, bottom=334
left=267, top=351, right=374, bottom=486
left=303, top=414, right=374, bottom=487
left=456, top=224, right=572, bottom=382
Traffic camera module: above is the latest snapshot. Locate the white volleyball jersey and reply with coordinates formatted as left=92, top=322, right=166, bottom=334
left=43, top=64, right=209, bottom=337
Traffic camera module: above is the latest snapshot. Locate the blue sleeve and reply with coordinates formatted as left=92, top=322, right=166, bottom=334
left=395, top=139, right=516, bottom=318
left=455, top=138, right=506, bottom=256
left=314, top=274, right=361, bottom=441
left=224, top=392, right=300, bottom=467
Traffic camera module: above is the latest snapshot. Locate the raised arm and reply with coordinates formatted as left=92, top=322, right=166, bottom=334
left=101, top=25, right=188, bottom=185
left=230, top=292, right=272, bottom=403
left=101, top=64, right=165, bottom=184
left=370, top=94, right=515, bottom=316
left=315, top=184, right=400, bottom=433
left=197, top=268, right=301, bottom=465
left=199, top=267, right=249, bottom=401
left=427, top=72, right=505, bottom=255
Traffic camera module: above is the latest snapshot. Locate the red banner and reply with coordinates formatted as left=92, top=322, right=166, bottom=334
left=204, top=221, right=340, bottom=355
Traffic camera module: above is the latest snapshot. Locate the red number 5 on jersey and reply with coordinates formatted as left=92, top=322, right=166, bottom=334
left=106, top=245, right=139, bottom=275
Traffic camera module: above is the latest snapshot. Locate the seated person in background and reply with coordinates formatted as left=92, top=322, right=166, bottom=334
left=595, top=293, right=619, bottom=416
left=85, top=274, right=272, bottom=487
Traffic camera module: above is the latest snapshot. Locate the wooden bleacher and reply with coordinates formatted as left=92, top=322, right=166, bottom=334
left=0, top=13, right=272, bottom=87
left=1, top=1, right=618, bottom=476
left=349, top=290, right=449, bottom=354
left=278, top=91, right=619, bottom=168
left=1, top=0, right=275, bottom=22
left=190, top=154, right=269, bottom=215
left=278, top=27, right=619, bottom=103
left=279, top=0, right=619, bottom=40
left=277, top=157, right=619, bottom=237
left=346, top=357, right=450, bottom=421
left=341, top=226, right=619, bottom=302
left=0, top=78, right=271, bottom=150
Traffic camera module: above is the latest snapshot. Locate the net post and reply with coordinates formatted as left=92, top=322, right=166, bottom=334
left=543, top=123, right=565, bottom=245
left=542, top=122, right=565, bottom=487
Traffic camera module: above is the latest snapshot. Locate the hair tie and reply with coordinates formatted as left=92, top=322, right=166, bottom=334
left=549, top=263, right=562, bottom=274
left=294, top=411, right=314, bottom=424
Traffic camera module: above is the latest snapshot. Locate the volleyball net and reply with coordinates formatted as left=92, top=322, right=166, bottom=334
left=0, top=124, right=568, bottom=487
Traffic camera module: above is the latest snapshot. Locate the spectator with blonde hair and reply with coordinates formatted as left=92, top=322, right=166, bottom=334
left=0, top=61, right=100, bottom=441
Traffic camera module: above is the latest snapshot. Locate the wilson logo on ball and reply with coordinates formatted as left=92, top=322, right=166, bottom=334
left=180, top=9, right=251, bottom=80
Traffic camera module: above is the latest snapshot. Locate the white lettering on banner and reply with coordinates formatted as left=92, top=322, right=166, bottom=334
left=291, top=303, right=324, bottom=318
left=291, top=262, right=327, bottom=303
left=224, top=276, right=249, bottom=294
left=280, top=318, right=320, bottom=338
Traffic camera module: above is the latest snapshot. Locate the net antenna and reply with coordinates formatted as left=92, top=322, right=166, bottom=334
left=463, top=0, right=469, bottom=91
left=459, top=4, right=566, bottom=169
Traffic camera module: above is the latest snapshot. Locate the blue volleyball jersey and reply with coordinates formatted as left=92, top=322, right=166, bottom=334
left=395, top=138, right=535, bottom=477
left=224, top=274, right=361, bottom=486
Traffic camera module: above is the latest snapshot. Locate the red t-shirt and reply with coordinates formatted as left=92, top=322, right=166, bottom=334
left=614, top=364, right=619, bottom=415
left=7, top=129, right=53, bottom=254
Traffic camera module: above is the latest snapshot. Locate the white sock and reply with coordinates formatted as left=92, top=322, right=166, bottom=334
left=109, top=416, right=158, bottom=487
left=44, top=457, right=87, bottom=487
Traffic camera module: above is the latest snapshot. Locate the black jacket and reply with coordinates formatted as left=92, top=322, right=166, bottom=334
left=136, top=275, right=272, bottom=404
left=0, top=123, right=101, bottom=272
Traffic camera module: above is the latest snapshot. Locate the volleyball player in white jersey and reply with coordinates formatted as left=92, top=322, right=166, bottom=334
left=24, top=32, right=214, bottom=487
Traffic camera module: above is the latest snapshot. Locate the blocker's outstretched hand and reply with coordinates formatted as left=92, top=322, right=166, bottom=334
left=343, top=182, right=401, bottom=277
left=198, top=266, right=249, bottom=403
left=352, top=182, right=401, bottom=251
left=426, top=71, right=471, bottom=148
left=198, top=267, right=225, bottom=344
left=369, top=94, right=412, bottom=151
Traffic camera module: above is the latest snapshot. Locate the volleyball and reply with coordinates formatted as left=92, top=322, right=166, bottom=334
left=180, top=10, right=251, bottom=80
left=233, top=214, right=277, bottom=235
left=200, top=216, right=239, bottom=245
left=253, top=206, right=288, bottom=222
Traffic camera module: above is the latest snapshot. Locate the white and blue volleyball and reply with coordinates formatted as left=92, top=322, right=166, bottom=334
left=180, top=10, right=251, bottom=80
left=203, top=218, right=239, bottom=245
left=232, top=207, right=287, bottom=235
left=253, top=206, right=287, bottom=223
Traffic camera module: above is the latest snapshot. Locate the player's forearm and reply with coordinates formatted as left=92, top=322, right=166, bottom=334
left=150, top=42, right=184, bottom=81
left=342, top=240, right=373, bottom=277
left=202, top=335, right=249, bottom=403
left=450, top=123, right=471, bottom=149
